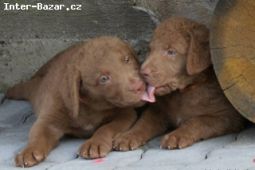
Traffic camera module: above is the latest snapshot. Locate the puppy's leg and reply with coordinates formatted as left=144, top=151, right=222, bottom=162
left=113, top=108, right=168, bottom=151
left=79, top=109, right=137, bottom=159
left=161, top=114, right=245, bottom=149
left=15, top=119, right=64, bottom=167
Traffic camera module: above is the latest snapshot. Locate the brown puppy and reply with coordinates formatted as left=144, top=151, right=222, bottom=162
left=113, top=17, right=246, bottom=151
left=6, top=36, right=152, bottom=167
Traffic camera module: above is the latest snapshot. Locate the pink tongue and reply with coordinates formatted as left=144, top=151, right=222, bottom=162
left=142, top=85, right=156, bottom=103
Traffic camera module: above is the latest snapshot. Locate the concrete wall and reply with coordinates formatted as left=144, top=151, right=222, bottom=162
left=134, top=0, right=219, bottom=26
left=0, top=0, right=219, bottom=92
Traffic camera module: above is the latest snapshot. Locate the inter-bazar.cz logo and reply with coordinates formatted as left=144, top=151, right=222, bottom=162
left=2, top=2, right=82, bottom=11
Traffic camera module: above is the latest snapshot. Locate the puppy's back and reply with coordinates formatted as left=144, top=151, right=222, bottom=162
left=6, top=42, right=85, bottom=102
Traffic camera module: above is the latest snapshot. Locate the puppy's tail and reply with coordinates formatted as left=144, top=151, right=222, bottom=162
left=5, top=78, right=41, bottom=101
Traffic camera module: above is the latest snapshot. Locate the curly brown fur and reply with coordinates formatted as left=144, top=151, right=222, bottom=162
left=113, top=17, right=246, bottom=151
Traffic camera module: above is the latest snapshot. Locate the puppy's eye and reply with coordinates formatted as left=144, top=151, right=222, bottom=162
left=124, top=56, right=130, bottom=63
left=166, top=49, right=176, bottom=57
left=99, top=75, right=111, bottom=85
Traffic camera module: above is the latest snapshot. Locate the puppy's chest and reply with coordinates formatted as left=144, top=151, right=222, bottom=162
left=160, top=88, right=217, bottom=126
left=75, top=113, right=103, bottom=131
left=69, top=109, right=114, bottom=137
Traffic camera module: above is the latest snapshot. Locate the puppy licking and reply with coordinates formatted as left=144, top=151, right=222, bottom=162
left=113, top=17, right=246, bottom=151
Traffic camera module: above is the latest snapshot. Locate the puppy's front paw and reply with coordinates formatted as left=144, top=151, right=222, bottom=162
left=79, top=139, right=112, bottom=159
left=15, top=146, right=46, bottom=167
left=113, top=132, right=146, bottom=151
left=160, top=131, right=195, bottom=149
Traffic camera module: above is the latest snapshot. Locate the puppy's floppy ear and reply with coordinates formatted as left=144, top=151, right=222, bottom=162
left=61, top=64, right=81, bottom=118
left=186, top=24, right=211, bottom=75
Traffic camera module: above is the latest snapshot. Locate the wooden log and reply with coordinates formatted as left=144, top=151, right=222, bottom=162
left=211, top=0, right=255, bottom=122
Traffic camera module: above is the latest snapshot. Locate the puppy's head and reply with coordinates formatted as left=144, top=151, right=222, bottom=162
left=62, top=36, right=153, bottom=117
left=141, top=17, right=211, bottom=96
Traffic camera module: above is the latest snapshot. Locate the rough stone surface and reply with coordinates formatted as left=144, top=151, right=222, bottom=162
left=133, top=0, right=220, bottom=26
left=0, top=95, right=255, bottom=170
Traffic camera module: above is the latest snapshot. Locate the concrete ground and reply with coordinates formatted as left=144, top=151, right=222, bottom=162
left=0, top=93, right=255, bottom=170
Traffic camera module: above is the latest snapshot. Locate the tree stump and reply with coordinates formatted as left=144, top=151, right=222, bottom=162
left=211, top=0, right=255, bottom=122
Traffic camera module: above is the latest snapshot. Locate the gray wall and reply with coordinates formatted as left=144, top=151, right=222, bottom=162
left=0, top=0, right=219, bottom=92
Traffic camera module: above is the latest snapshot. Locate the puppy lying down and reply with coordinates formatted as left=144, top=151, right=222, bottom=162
left=113, top=17, right=246, bottom=151
left=6, top=36, right=152, bottom=167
